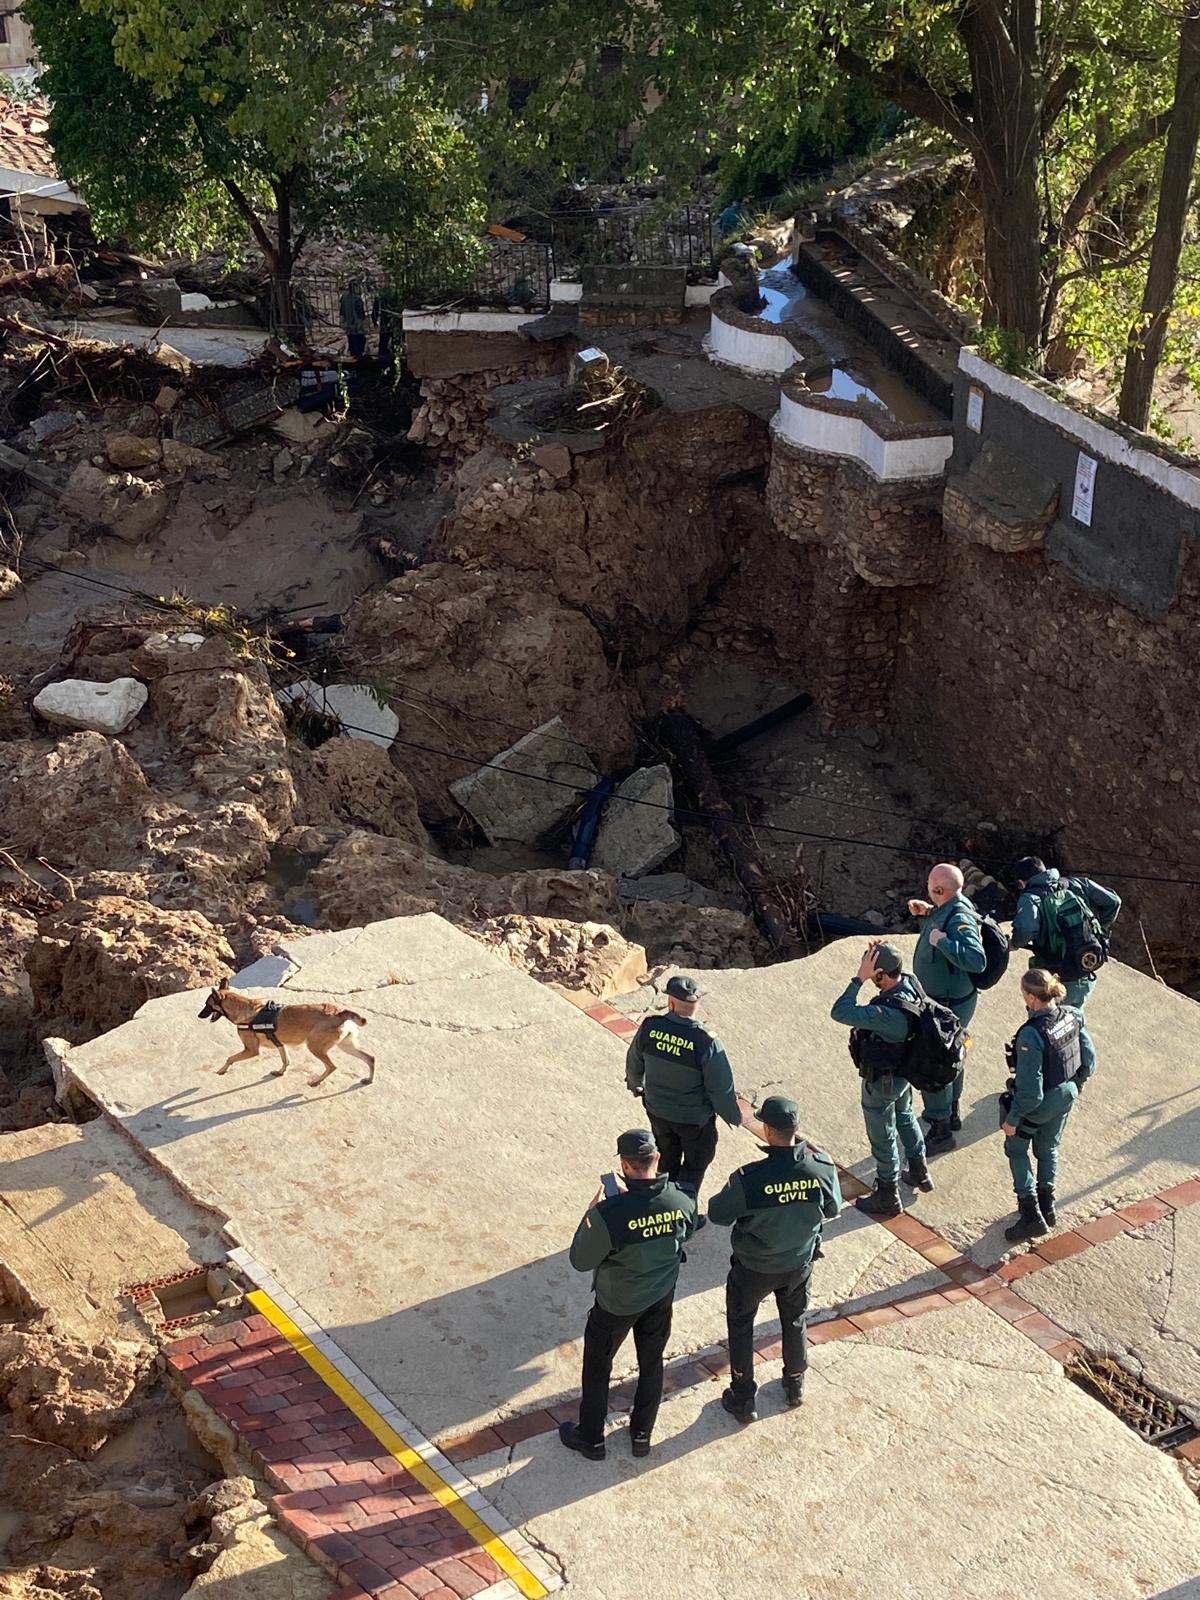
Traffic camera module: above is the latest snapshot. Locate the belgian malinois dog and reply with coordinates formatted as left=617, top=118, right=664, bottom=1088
left=198, top=978, right=374, bottom=1088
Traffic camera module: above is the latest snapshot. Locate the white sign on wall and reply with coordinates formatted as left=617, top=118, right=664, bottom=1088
left=1071, top=452, right=1098, bottom=526
left=965, top=385, right=984, bottom=433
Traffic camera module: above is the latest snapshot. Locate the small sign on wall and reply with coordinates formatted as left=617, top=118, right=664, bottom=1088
left=1071, top=452, right=1098, bottom=525
left=966, top=385, right=984, bottom=433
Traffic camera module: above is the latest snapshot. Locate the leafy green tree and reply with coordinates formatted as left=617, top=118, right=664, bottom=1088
left=435, top=0, right=1180, bottom=356
left=26, top=0, right=484, bottom=329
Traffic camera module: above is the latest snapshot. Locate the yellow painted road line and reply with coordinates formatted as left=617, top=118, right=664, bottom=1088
left=248, top=1289, right=548, bottom=1599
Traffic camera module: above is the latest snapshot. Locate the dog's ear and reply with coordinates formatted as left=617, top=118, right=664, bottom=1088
left=218, top=977, right=229, bottom=991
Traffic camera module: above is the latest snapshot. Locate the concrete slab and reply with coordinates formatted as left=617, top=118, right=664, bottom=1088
left=1016, top=1207, right=1200, bottom=1421
left=611, top=938, right=1200, bottom=1262
left=0, top=1120, right=226, bottom=1332
left=61, top=916, right=936, bottom=1445
left=471, top=1301, right=1200, bottom=1600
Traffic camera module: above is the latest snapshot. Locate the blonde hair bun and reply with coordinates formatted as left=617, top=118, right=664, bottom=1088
left=1022, top=968, right=1067, bottom=1003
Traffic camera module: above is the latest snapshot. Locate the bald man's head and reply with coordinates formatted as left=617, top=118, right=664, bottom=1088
left=927, top=863, right=964, bottom=902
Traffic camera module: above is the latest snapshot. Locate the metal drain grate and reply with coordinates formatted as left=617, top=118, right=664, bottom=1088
left=1066, top=1352, right=1200, bottom=1449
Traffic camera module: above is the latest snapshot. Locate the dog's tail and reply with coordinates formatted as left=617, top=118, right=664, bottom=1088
left=341, top=1010, right=368, bottom=1029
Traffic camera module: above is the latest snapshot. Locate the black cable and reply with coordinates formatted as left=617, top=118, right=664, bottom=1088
left=324, top=713, right=1200, bottom=890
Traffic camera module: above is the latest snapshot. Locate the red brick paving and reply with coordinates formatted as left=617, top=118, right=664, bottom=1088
left=1031, top=1232, right=1092, bottom=1264
left=1116, top=1198, right=1173, bottom=1227
left=166, top=1315, right=505, bottom=1599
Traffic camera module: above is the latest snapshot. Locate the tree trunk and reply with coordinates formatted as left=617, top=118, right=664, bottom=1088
left=269, top=174, right=301, bottom=343
left=1117, top=1, right=1200, bottom=430
left=960, top=0, right=1045, bottom=352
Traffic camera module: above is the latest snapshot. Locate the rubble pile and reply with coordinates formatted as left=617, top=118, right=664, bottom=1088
left=407, top=348, right=561, bottom=463
left=0, top=1309, right=226, bottom=1600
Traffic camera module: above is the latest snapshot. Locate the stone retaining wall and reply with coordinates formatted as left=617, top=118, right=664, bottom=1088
left=407, top=345, right=566, bottom=464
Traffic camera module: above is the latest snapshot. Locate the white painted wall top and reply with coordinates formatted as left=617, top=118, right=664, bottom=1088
left=401, top=309, right=542, bottom=334
left=959, top=349, right=1200, bottom=514
left=774, top=390, right=952, bottom=482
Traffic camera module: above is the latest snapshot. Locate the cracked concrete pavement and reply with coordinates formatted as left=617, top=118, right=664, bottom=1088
left=612, top=937, right=1200, bottom=1262
left=53, top=915, right=1200, bottom=1597
left=470, top=1301, right=1200, bottom=1600
left=58, top=917, right=945, bottom=1441
left=1017, top=1206, right=1200, bottom=1422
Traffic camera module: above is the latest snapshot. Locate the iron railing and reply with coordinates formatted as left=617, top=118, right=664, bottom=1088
left=547, top=206, right=718, bottom=272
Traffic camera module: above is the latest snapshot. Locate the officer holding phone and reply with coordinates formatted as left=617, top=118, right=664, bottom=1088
left=560, top=1129, right=696, bottom=1462
left=625, top=974, right=751, bottom=1205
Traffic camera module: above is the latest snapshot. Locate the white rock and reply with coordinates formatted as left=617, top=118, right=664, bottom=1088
left=450, top=717, right=598, bottom=846
left=33, top=676, right=149, bottom=735
left=141, top=631, right=206, bottom=656
left=278, top=681, right=399, bottom=748
left=592, top=765, right=680, bottom=877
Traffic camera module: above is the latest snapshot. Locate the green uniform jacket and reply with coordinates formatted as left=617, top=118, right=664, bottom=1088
left=1010, top=1006, right=1096, bottom=1128
left=569, top=1175, right=696, bottom=1316
left=625, top=1013, right=741, bottom=1127
left=1012, top=870, right=1122, bottom=965
left=709, top=1144, right=842, bottom=1274
left=913, top=893, right=986, bottom=1009
left=830, top=973, right=918, bottom=1041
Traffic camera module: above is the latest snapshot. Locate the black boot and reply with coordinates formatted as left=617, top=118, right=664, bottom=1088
left=949, top=1099, right=962, bottom=1132
left=1004, top=1194, right=1049, bottom=1242
left=925, top=1119, right=957, bottom=1153
left=558, top=1421, right=605, bottom=1460
left=721, top=1387, right=758, bottom=1424
left=900, top=1155, right=934, bottom=1193
left=1037, top=1187, right=1057, bottom=1226
left=856, top=1179, right=903, bottom=1217
left=782, top=1374, right=805, bottom=1409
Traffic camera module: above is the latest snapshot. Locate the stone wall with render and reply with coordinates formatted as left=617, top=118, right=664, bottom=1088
left=406, top=343, right=567, bottom=466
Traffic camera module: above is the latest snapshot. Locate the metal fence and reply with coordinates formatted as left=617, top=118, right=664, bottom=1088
left=547, top=206, right=718, bottom=272
left=280, top=238, right=554, bottom=338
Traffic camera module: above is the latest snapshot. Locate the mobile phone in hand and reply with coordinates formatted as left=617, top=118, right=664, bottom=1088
left=601, top=1171, right=620, bottom=1200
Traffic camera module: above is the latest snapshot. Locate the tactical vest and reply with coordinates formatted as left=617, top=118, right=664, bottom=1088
left=849, top=989, right=913, bottom=1078
left=1005, top=1005, right=1081, bottom=1089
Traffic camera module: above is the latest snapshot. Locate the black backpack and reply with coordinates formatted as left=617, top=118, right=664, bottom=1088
left=973, top=913, right=1010, bottom=991
left=894, top=985, right=965, bottom=1092
left=1032, top=880, right=1109, bottom=983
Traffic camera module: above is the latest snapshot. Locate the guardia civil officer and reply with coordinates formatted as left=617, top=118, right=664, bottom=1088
left=1012, top=857, right=1121, bottom=1009
left=908, top=861, right=986, bottom=1145
left=625, top=973, right=749, bottom=1204
left=1001, top=968, right=1096, bottom=1241
left=830, top=940, right=929, bottom=1216
left=560, top=1129, right=696, bottom=1461
left=708, top=1095, right=842, bottom=1423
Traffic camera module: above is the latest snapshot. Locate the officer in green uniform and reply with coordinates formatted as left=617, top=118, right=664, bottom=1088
left=560, top=1128, right=696, bottom=1461
left=909, top=861, right=986, bottom=1146
left=1012, top=857, right=1121, bottom=1008
left=830, top=941, right=929, bottom=1216
left=708, top=1095, right=842, bottom=1423
left=1001, top=968, right=1096, bottom=1241
left=625, top=974, right=749, bottom=1205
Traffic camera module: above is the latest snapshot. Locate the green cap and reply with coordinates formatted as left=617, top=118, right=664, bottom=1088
left=873, top=942, right=904, bottom=976
left=665, top=974, right=703, bottom=1001
left=757, top=1095, right=799, bottom=1132
left=616, top=1129, right=658, bottom=1161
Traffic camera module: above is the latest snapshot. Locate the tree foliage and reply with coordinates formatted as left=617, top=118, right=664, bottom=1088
left=433, top=0, right=1185, bottom=361
left=26, top=0, right=484, bottom=296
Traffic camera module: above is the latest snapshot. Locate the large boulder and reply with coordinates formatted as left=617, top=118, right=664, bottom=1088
left=33, top=676, right=149, bottom=736
left=471, top=915, right=647, bottom=1002
left=310, top=830, right=621, bottom=931
left=341, top=563, right=642, bottom=820
left=0, top=734, right=152, bottom=867
left=26, top=894, right=234, bottom=1040
left=278, top=681, right=399, bottom=748
left=623, top=900, right=767, bottom=970
left=291, top=736, right=430, bottom=847
left=60, top=461, right=168, bottom=542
